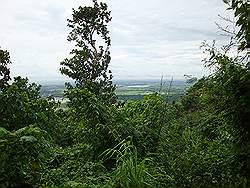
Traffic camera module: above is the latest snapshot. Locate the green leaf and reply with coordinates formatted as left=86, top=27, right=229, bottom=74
left=20, top=135, right=37, bottom=143
left=0, top=127, right=9, bottom=136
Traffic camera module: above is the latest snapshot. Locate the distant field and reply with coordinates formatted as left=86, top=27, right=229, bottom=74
left=40, top=79, right=189, bottom=102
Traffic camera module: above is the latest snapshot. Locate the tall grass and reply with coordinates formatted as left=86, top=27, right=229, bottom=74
left=102, top=137, right=155, bottom=187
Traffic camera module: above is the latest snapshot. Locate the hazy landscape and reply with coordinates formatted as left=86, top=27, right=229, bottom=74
left=40, top=79, right=189, bottom=102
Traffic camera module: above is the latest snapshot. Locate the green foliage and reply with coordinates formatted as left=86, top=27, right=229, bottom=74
left=0, top=125, right=51, bottom=187
left=62, top=87, right=117, bottom=157
left=200, top=41, right=250, bottom=141
left=103, top=138, right=155, bottom=187
left=60, top=0, right=116, bottom=103
left=224, top=0, right=250, bottom=50
left=113, top=94, right=171, bottom=157
left=154, top=112, right=247, bottom=187
left=42, top=143, right=111, bottom=187
left=65, top=87, right=109, bottom=124
left=0, top=47, right=11, bottom=89
left=0, top=76, right=59, bottom=134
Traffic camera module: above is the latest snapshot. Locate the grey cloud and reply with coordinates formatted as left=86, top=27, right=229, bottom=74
left=0, top=0, right=232, bottom=81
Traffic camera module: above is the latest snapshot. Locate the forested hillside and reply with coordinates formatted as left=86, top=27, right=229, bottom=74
left=0, top=0, right=249, bottom=187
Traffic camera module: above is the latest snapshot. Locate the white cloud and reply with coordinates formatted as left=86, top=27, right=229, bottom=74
left=0, top=0, right=233, bottom=82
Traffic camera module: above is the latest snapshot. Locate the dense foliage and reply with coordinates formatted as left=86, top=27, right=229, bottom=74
left=0, top=0, right=249, bottom=187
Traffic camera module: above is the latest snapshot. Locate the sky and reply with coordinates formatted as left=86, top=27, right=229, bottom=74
left=0, top=0, right=233, bottom=82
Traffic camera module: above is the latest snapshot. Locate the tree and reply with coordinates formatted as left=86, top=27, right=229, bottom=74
left=223, top=0, right=250, bottom=51
left=60, top=0, right=116, bottom=103
left=0, top=47, right=11, bottom=89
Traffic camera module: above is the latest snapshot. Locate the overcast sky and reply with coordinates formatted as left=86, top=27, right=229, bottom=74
left=0, top=0, right=233, bottom=82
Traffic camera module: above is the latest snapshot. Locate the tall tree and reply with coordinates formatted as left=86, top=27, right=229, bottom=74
left=60, top=0, right=116, bottom=103
left=0, top=47, right=11, bottom=89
